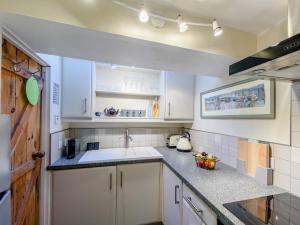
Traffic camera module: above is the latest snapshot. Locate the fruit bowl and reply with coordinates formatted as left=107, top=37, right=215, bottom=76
left=193, top=152, right=219, bottom=170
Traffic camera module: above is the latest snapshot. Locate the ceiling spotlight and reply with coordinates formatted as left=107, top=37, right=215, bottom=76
left=139, top=7, right=149, bottom=23
left=212, top=19, right=223, bottom=37
left=177, top=15, right=188, bottom=33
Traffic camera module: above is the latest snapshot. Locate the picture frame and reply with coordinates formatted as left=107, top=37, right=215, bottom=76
left=200, top=79, right=275, bottom=119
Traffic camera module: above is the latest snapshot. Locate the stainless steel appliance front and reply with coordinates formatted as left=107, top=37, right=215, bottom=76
left=0, top=114, right=11, bottom=225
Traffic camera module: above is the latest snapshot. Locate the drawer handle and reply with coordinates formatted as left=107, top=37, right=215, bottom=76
left=109, top=173, right=112, bottom=191
left=168, top=102, right=171, bottom=117
left=120, top=171, right=123, bottom=188
left=175, top=185, right=180, bottom=204
left=83, top=98, right=87, bottom=113
left=185, top=196, right=203, bottom=214
left=184, top=196, right=206, bottom=224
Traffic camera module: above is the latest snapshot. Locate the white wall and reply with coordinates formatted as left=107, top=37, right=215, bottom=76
left=38, top=53, right=68, bottom=133
left=190, top=75, right=291, bottom=145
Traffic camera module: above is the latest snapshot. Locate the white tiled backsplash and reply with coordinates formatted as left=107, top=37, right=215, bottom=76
left=188, top=130, right=239, bottom=168
left=189, top=129, right=300, bottom=197
left=50, top=129, right=70, bottom=164
left=69, top=127, right=182, bottom=150
left=50, top=127, right=183, bottom=164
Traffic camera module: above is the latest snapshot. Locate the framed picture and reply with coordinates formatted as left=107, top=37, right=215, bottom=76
left=200, top=79, right=275, bottom=119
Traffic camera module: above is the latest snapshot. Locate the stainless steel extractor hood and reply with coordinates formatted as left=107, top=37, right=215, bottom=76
left=229, top=0, right=300, bottom=81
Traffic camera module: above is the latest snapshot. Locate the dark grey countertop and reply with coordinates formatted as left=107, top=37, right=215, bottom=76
left=47, top=147, right=285, bottom=225
left=47, top=151, right=162, bottom=170
left=157, top=147, right=285, bottom=225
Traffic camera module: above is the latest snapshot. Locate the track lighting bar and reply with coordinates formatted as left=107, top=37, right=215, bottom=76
left=113, top=0, right=223, bottom=35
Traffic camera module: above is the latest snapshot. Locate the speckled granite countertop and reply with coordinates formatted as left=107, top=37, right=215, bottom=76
left=47, top=151, right=162, bottom=170
left=47, top=147, right=286, bottom=225
left=157, top=147, right=285, bottom=225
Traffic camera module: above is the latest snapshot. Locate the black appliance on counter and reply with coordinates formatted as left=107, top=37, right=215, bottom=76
left=66, top=138, right=77, bottom=159
left=223, top=192, right=300, bottom=225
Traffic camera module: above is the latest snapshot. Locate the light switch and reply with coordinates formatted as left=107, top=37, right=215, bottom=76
left=54, top=115, right=60, bottom=124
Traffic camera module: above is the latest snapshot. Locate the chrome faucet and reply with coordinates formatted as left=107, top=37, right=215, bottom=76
left=125, top=128, right=133, bottom=148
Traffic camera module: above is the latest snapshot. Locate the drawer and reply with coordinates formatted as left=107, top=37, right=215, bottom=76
left=183, top=184, right=217, bottom=225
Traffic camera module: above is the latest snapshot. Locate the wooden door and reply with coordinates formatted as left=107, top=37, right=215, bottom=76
left=1, top=38, right=45, bottom=225
left=52, top=167, right=116, bottom=225
left=117, top=163, right=161, bottom=225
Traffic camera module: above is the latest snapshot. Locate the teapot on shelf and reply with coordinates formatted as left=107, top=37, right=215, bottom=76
left=104, top=107, right=119, bottom=117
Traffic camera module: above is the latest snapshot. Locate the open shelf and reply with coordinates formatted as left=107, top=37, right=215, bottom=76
left=95, top=89, right=161, bottom=97
left=62, top=117, right=193, bottom=124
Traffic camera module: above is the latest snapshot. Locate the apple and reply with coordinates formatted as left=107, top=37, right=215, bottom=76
left=207, top=160, right=216, bottom=170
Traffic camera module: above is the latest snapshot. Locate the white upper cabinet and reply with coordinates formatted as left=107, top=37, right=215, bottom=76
left=61, top=57, right=95, bottom=119
left=163, top=71, right=195, bottom=120
left=116, top=163, right=161, bottom=225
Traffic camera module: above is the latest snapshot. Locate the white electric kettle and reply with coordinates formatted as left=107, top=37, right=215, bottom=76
left=177, top=132, right=192, bottom=152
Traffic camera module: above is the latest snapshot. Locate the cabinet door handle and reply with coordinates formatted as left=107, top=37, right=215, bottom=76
left=83, top=98, right=87, bottom=113
left=168, top=102, right=171, bottom=117
left=175, top=185, right=180, bottom=204
left=120, top=171, right=123, bottom=188
left=109, top=173, right=112, bottom=191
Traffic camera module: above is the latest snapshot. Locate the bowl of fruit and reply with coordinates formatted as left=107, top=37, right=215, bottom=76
left=193, top=152, right=219, bottom=170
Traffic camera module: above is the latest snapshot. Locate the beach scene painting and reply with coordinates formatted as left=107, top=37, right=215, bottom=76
left=200, top=79, right=274, bottom=119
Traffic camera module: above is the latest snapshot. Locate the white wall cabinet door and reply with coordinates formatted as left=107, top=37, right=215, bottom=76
left=52, top=167, right=116, bottom=225
left=116, top=163, right=161, bottom=225
left=164, top=72, right=194, bottom=120
left=163, top=164, right=182, bottom=225
left=61, top=57, right=94, bottom=118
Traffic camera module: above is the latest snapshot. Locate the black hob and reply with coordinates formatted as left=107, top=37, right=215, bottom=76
left=223, top=193, right=300, bottom=225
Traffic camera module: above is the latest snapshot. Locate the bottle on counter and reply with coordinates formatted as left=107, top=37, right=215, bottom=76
left=151, top=97, right=159, bottom=118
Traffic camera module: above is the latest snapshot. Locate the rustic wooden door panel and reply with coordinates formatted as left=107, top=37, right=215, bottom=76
left=1, top=69, right=16, bottom=124
left=2, top=38, right=44, bottom=225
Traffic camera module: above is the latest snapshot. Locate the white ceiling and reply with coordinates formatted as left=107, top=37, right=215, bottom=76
left=0, top=12, right=235, bottom=76
left=117, top=0, right=288, bottom=33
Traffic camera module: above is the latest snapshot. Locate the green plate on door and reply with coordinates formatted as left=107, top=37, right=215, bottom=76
left=26, top=76, right=39, bottom=105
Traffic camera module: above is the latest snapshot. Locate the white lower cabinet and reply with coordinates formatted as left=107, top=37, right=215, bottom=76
left=116, top=163, right=161, bottom=225
left=52, top=163, right=161, bottom=225
left=52, top=167, right=116, bottom=225
left=52, top=163, right=217, bottom=225
left=163, top=164, right=182, bottom=225
left=182, top=184, right=217, bottom=225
